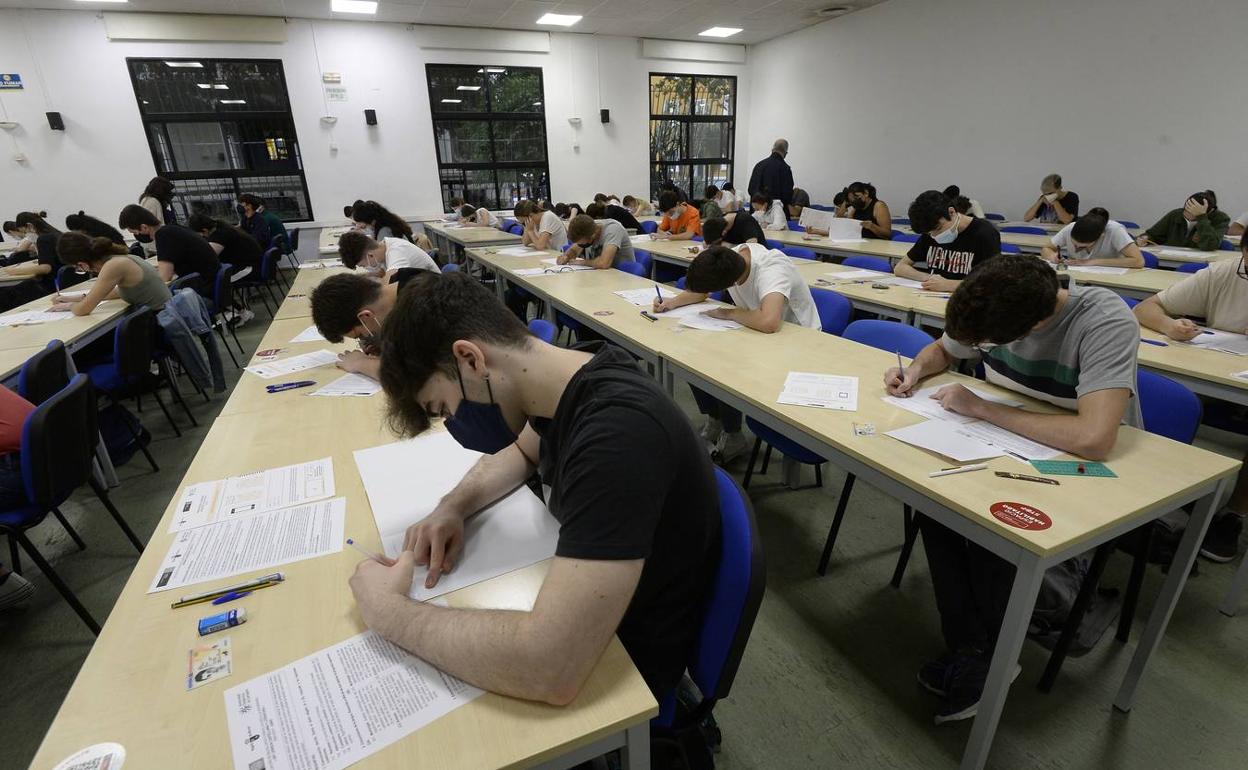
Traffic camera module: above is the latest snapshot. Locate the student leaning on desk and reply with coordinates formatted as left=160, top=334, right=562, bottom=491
left=1135, top=190, right=1230, bottom=251
left=347, top=271, right=721, bottom=720
left=896, top=190, right=1002, bottom=293
left=883, top=255, right=1141, bottom=724
left=515, top=198, right=569, bottom=251
left=310, top=269, right=428, bottom=381
left=1133, top=231, right=1248, bottom=563
left=1039, top=208, right=1146, bottom=268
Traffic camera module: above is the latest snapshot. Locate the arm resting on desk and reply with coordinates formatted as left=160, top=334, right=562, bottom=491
left=1133, top=295, right=1201, bottom=341
left=712, top=291, right=786, bottom=333
left=894, top=257, right=931, bottom=283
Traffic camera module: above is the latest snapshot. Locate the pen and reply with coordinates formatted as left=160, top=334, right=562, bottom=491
left=929, top=463, right=988, bottom=478
left=211, top=590, right=252, bottom=605
left=266, top=380, right=316, bottom=393
left=172, top=578, right=284, bottom=609
left=654, top=284, right=663, bottom=303
left=640, top=311, right=658, bottom=322
left=896, top=350, right=906, bottom=380
left=346, top=538, right=387, bottom=564
left=1139, top=338, right=1168, bottom=347
left=173, top=572, right=284, bottom=608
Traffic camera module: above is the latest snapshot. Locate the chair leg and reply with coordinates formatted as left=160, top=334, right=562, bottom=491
left=216, top=324, right=241, bottom=369
left=14, top=531, right=100, bottom=635
left=119, top=405, right=159, bottom=472
left=265, top=283, right=281, bottom=313
left=1037, top=541, right=1114, bottom=693
left=50, top=507, right=87, bottom=551
left=1117, top=523, right=1155, bottom=643
left=760, top=445, right=774, bottom=475
left=8, top=534, right=20, bottom=574
left=742, top=438, right=763, bottom=490
left=89, top=478, right=144, bottom=553
left=817, top=474, right=856, bottom=576
left=146, top=391, right=183, bottom=437
left=891, top=506, right=920, bottom=588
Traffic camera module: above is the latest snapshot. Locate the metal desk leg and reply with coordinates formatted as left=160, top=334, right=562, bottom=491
left=959, top=552, right=1044, bottom=770
left=1114, top=481, right=1225, bottom=711
left=620, top=721, right=651, bottom=770
left=782, top=457, right=802, bottom=488
left=1220, top=551, right=1248, bottom=617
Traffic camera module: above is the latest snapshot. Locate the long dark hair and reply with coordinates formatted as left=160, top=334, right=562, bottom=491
left=16, top=211, right=59, bottom=235
left=58, top=232, right=128, bottom=267
left=350, top=200, right=413, bottom=241
left=141, top=177, right=175, bottom=206
left=65, top=211, right=126, bottom=245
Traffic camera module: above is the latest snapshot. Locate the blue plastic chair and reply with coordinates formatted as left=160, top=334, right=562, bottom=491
left=1139, top=251, right=1158, bottom=269
left=507, top=223, right=524, bottom=236
left=842, top=255, right=892, bottom=273
left=817, top=320, right=935, bottom=580
left=811, top=287, right=852, bottom=336
left=1000, top=243, right=1021, bottom=254
left=207, top=263, right=244, bottom=366
left=1139, top=370, right=1201, bottom=444
left=892, top=232, right=919, bottom=243
left=1178, top=263, right=1208, bottom=273
left=501, top=218, right=516, bottom=231
left=1120, top=295, right=1140, bottom=309
left=787, top=219, right=804, bottom=231
left=1221, top=239, right=1237, bottom=251
left=1002, top=225, right=1048, bottom=235
left=985, top=213, right=1006, bottom=221
left=0, top=374, right=145, bottom=635
left=1116, top=220, right=1139, bottom=229
left=56, top=265, right=89, bottom=292
left=440, top=263, right=460, bottom=273
left=616, top=261, right=646, bottom=277
left=639, top=220, right=659, bottom=234
left=764, top=239, right=784, bottom=251
left=633, top=249, right=653, bottom=277
left=675, top=275, right=724, bottom=303
left=86, top=306, right=193, bottom=437
left=781, top=246, right=817, bottom=261
left=893, top=218, right=911, bottom=226
left=652, top=466, right=765, bottom=761
left=691, top=235, right=704, bottom=243
left=527, top=318, right=556, bottom=345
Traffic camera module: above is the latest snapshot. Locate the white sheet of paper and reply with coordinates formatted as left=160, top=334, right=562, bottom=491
left=798, top=207, right=833, bottom=232
left=885, top=420, right=1005, bottom=463
left=659, top=301, right=729, bottom=319
left=496, top=246, right=544, bottom=256
left=0, top=310, right=74, bottom=326
left=513, top=266, right=588, bottom=276
left=823, top=269, right=888, bottom=281
left=1066, top=265, right=1130, bottom=275
left=225, top=630, right=483, bottom=770
left=148, top=498, right=345, bottom=593
left=828, top=238, right=869, bottom=245
left=244, top=349, right=340, bottom=379
left=289, top=325, right=326, bottom=344
left=872, top=275, right=923, bottom=288
left=883, top=386, right=1024, bottom=425
left=777, top=372, right=859, bottom=411
left=614, top=286, right=677, bottom=306
left=309, top=372, right=381, bottom=397
left=1156, top=249, right=1218, bottom=260
left=630, top=234, right=654, bottom=244
left=539, top=257, right=595, bottom=270
left=820, top=218, right=865, bottom=240
left=679, top=314, right=742, bottom=331
left=169, top=457, right=335, bottom=533
left=296, top=258, right=342, bottom=269
left=958, top=420, right=1062, bottom=460
left=1189, top=328, right=1248, bottom=355
left=353, top=432, right=559, bottom=602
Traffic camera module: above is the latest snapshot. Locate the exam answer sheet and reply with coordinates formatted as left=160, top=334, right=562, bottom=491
left=170, top=457, right=335, bottom=533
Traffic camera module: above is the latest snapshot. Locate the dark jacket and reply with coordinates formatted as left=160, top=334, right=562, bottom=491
left=748, top=152, right=794, bottom=209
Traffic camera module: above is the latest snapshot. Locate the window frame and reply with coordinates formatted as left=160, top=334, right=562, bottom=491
left=648, top=72, right=737, bottom=202
left=125, top=56, right=314, bottom=223
left=425, top=63, right=552, bottom=211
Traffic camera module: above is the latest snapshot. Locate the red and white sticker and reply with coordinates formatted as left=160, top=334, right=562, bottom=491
left=990, top=501, right=1053, bottom=531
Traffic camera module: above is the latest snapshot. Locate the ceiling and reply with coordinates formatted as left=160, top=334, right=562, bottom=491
left=0, top=0, right=887, bottom=45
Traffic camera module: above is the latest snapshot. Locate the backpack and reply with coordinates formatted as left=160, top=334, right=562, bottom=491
left=97, top=403, right=151, bottom=467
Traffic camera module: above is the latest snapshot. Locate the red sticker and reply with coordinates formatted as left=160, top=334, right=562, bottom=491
left=990, top=501, right=1053, bottom=531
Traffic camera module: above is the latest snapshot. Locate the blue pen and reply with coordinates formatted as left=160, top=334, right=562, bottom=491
left=1139, top=338, right=1168, bottom=347
left=266, top=380, right=316, bottom=393
left=211, top=590, right=252, bottom=605
left=654, top=284, right=664, bottom=302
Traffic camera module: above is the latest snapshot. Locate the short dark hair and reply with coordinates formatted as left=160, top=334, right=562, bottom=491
left=942, top=185, right=961, bottom=199
left=310, top=273, right=383, bottom=342
left=584, top=202, right=606, bottom=219
left=2, top=221, right=18, bottom=234
left=553, top=202, right=572, bottom=219
left=908, top=190, right=954, bottom=233
left=847, top=181, right=876, bottom=199
left=721, top=182, right=734, bottom=192
left=338, top=230, right=377, bottom=269
left=567, top=214, right=597, bottom=242
left=119, top=204, right=160, bottom=230
left=704, top=185, right=719, bottom=199
left=238, top=193, right=264, bottom=208
left=514, top=199, right=536, bottom=219
left=1070, top=213, right=1108, bottom=243
left=945, top=255, right=1059, bottom=346
left=702, top=217, right=727, bottom=244
left=951, top=196, right=973, bottom=215
left=379, top=271, right=532, bottom=437
left=686, top=245, right=747, bottom=293
left=458, top=204, right=477, bottom=220
left=188, top=213, right=219, bottom=233
left=593, top=193, right=608, bottom=203
left=749, top=193, right=769, bottom=207
left=658, top=191, right=679, bottom=212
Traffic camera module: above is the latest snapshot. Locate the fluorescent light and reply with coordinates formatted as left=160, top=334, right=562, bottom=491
left=73, top=0, right=129, bottom=3
left=196, top=84, right=229, bottom=90
left=331, top=0, right=377, bottom=14
left=219, top=100, right=247, bottom=104
left=456, top=85, right=481, bottom=91
left=485, top=68, right=506, bottom=73
left=164, top=61, right=203, bottom=68
left=699, top=27, right=742, bottom=38
left=196, top=83, right=211, bottom=89
left=533, top=101, right=542, bottom=106
left=536, top=13, right=581, bottom=26
left=441, top=99, right=462, bottom=104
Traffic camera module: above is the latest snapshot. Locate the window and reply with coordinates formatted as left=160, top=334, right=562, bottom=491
left=425, top=64, right=551, bottom=211
left=126, top=58, right=313, bottom=223
left=649, top=74, right=736, bottom=202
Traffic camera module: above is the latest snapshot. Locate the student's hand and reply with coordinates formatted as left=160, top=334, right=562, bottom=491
left=1135, top=235, right=1154, bottom=246
left=653, top=298, right=677, bottom=313
left=337, top=350, right=375, bottom=373
left=1184, top=197, right=1208, bottom=220
left=703, top=307, right=734, bottom=320
left=556, top=251, right=572, bottom=265
left=930, top=383, right=985, bottom=418
left=349, top=551, right=415, bottom=633
left=48, top=302, right=75, bottom=313
left=402, top=507, right=465, bottom=589
left=921, top=275, right=957, bottom=292
left=884, top=366, right=919, bottom=397
left=652, top=231, right=671, bottom=240
left=1166, top=318, right=1202, bottom=342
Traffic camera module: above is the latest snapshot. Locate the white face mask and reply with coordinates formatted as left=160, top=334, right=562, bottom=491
left=1043, top=192, right=1059, bottom=203
left=933, top=214, right=961, bottom=245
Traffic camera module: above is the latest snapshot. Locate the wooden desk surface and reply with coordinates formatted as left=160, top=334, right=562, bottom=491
left=318, top=225, right=352, bottom=253
left=1138, top=327, right=1248, bottom=395
left=766, top=229, right=916, bottom=259
left=0, top=296, right=129, bottom=352
left=0, top=344, right=50, bottom=381
left=1066, top=267, right=1186, bottom=296
left=275, top=264, right=354, bottom=321
left=1141, top=245, right=1239, bottom=265
left=424, top=222, right=522, bottom=246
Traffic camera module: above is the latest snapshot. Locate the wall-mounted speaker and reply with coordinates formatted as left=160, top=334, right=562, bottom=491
left=364, top=109, right=377, bottom=126
left=46, top=112, right=64, bottom=131
left=600, top=108, right=610, bottom=124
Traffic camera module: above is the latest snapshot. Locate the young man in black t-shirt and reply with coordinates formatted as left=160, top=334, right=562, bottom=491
left=348, top=271, right=721, bottom=704
left=189, top=214, right=262, bottom=272
left=119, top=204, right=220, bottom=299
left=704, top=212, right=765, bottom=247
left=896, top=190, right=1002, bottom=292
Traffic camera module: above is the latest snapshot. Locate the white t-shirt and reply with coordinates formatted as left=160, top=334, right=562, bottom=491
left=716, top=191, right=740, bottom=212
left=967, top=198, right=987, bottom=219
left=1050, top=219, right=1133, bottom=261
left=753, top=200, right=787, bottom=231
left=476, top=208, right=501, bottom=228
left=382, top=237, right=438, bottom=272
left=535, top=210, right=568, bottom=249
left=730, top=244, right=821, bottom=329
left=1234, top=210, right=1248, bottom=228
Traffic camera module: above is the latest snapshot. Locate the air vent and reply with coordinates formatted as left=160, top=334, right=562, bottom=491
left=816, top=6, right=853, bottom=17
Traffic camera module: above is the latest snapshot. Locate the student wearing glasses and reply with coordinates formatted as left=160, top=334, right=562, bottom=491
left=1040, top=208, right=1145, bottom=268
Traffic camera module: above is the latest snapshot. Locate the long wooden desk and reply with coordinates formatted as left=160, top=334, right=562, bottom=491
left=461, top=248, right=1241, bottom=769
left=317, top=225, right=352, bottom=255
left=423, top=221, right=521, bottom=262
left=30, top=266, right=656, bottom=770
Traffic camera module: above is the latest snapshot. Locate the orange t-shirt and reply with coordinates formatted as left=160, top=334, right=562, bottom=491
left=659, top=204, right=702, bottom=236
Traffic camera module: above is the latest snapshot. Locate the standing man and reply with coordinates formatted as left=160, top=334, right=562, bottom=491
left=748, top=139, right=794, bottom=212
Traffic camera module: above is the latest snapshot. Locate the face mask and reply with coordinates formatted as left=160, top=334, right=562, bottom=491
left=1043, top=192, right=1058, bottom=203
left=361, top=227, right=376, bottom=239
left=444, top=365, right=517, bottom=454
left=933, top=214, right=960, bottom=245
left=356, top=312, right=381, bottom=351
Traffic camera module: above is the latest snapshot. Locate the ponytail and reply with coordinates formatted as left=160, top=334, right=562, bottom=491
left=58, top=232, right=126, bottom=266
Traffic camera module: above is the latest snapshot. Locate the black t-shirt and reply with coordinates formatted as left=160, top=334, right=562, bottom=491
left=907, top=216, right=1001, bottom=279
left=851, top=199, right=890, bottom=240
left=155, top=224, right=220, bottom=297
left=605, top=204, right=642, bottom=232
left=1039, top=191, right=1080, bottom=222
left=207, top=225, right=262, bottom=271
left=723, top=211, right=765, bottom=245
left=531, top=342, right=721, bottom=696
left=388, top=268, right=426, bottom=290
left=34, top=232, right=61, bottom=293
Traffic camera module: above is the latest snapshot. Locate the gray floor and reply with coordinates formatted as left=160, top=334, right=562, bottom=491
left=3, top=316, right=1248, bottom=770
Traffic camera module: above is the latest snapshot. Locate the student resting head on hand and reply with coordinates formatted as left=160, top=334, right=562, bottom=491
left=1136, top=190, right=1230, bottom=252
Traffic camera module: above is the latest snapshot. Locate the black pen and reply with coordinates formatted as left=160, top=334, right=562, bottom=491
left=640, top=311, right=658, bottom=322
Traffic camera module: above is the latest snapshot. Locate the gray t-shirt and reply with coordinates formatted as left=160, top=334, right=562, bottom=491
left=1050, top=220, right=1133, bottom=261
left=585, top=220, right=635, bottom=267
left=940, top=285, right=1142, bottom=428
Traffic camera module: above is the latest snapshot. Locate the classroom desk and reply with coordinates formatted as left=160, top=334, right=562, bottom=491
left=1137, top=327, right=1248, bottom=407
left=1139, top=245, right=1238, bottom=270
left=1065, top=267, right=1186, bottom=299
left=317, top=225, right=352, bottom=254
left=274, top=263, right=354, bottom=321
left=30, top=276, right=656, bottom=770
left=423, top=221, right=521, bottom=262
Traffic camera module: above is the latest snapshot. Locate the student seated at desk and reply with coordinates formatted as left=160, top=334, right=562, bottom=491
left=789, top=186, right=811, bottom=219
left=1136, top=190, right=1230, bottom=252
left=458, top=204, right=501, bottom=229
left=515, top=199, right=568, bottom=251
left=585, top=201, right=641, bottom=232
left=65, top=212, right=126, bottom=245
left=119, top=204, right=219, bottom=299
left=51, top=233, right=172, bottom=315
left=338, top=230, right=437, bottom=275
left=351, top=199, right=415, bottom=243
left=188, top=214, right=262, bottom=272
left=12, top=212, right=60, bottom=267
left=349, top=271, right=721, bottom=712
left=1024, top=173, right=1079, bottom=224
left=897, top=190, right=1001, bottom=292
left=654, top=243, right=820, bottom=461
left=1041, top=208, right=1144, bottom=268
left=1230, top=209, right=1247, bottom=237
left=749, top=193, right=787, bottom=232
left=622, top=195, right=655, bottom=218
left=885, top=254, right=1140, bottom=723
left=943, top=186, right=985, bottom=219
left=2, top=221, right=37, bottom=261
left=443, top=197, right=466, bottom=221
left=310, top=271, right=424, bottom=380
left=1133, top=231, right=1248, bottom=561
left=703, top=213, right=764, bottom=247
left=562, top=215, right=635, bottom=269
left=838, top=182, right=893, bottom=240
left=0, top=212, right=62, bottom=310
left=239, top=194, right=290, bottom=252
left=654, top=192, right=703, bottom=241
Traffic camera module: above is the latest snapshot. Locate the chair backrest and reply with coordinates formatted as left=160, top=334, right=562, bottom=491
left=842, top=255, right=892, bottom=273
left=893, top=218, right=911, bottom=225
left=616, top=261, right=646, bottom=277
left=507, top=223, right=524, bottom=236
left=1177, top=262, right=1208, bottom=274
left=639, top=220, right=659, bottom=234
left=633, top=249, right=652, bottom=275
left=1137, top=370, right=1201, bottom=444
left=844, top=319, right=934, bottom=358
left=764, top=239, right=784, bottom=251
left=1001, top=225, right=1047, bottom=235
left=1141, top=250, right=1158, bottom=269
left=810, top=287, right=852, bottom=336
left=169, top=272, right=201, bottom=292
left=1000, top=243, right=1021, bottom=254
left=18, top=341, right=72, bottom=406
left=213, top=263, right=234, bottom=312
left=691, top=235, right=704, bottom=243
left=440, top=263, right=460, bottom=273
left=288, top=228, right=300, bottom=251
left=56, top=265, right=89, bottom=291
left=780, top=246, right=817, bottom=261
left=501, top=217, right=516, bottom=231
left=527, top=318, right=556, bottom=344
left=985, top=213, right=1006, bottom=221
left=21, top=373, right=97, bottom=507
left=892, top=232, right=919, bottom=243
left=113, top=306, right=157, bottom=381
left=1116, top=220, right=1139, bottom=230
left=1120, top=295, right=1140, bottom=309
left=260, top=247, right=281, bottom=280
left=787, top=219, right=803, bottom=231
left=675, top=275, right=724, bottom=302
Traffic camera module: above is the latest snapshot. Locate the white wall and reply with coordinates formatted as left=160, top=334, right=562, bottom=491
left=746, top=0, right=1248, bottom=225
left=0, top=10, right=751, bottom=226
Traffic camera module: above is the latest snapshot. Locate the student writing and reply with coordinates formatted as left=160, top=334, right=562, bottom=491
left=1040, top=208, right=1145, bottom=267
left=896, top=190, right=1001, bottom=292
left=561, top=215, right=635, bottom=269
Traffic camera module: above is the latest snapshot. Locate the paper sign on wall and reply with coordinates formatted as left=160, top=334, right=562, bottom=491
left=325, top=86, right=348, bottom=102
left=0, top=74, right=22, bottom=90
